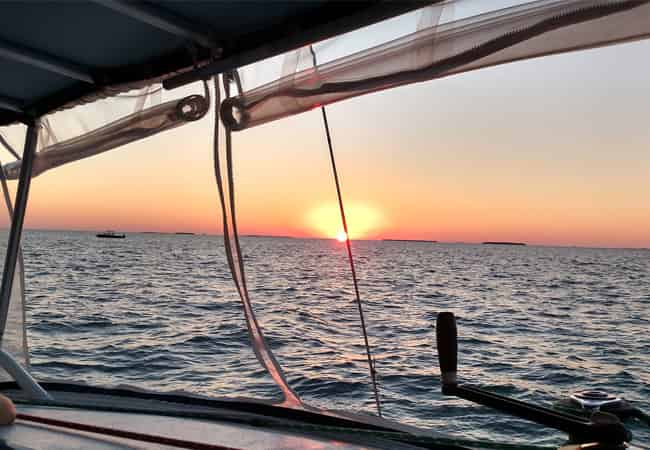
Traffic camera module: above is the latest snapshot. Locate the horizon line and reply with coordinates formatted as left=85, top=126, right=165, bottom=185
left=9, top=227, right=649, bottom=251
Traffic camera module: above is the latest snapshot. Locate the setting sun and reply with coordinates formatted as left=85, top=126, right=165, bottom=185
left=305, top=202, right=385, bottom=240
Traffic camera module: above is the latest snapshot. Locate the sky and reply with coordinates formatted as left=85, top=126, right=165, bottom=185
left=1, top=14, right=649, bottom=248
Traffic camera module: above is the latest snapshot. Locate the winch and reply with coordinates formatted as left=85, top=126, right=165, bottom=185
left=555, top=390, right=647, bottom=423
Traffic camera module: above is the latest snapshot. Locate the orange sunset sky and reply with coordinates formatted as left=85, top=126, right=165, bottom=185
left=1, top=39, right=649, bottom=248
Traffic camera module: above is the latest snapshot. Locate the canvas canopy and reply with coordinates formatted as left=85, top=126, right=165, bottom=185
left=0, top=1, right=428, bottom=127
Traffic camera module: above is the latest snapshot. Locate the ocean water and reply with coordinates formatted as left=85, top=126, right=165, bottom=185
left=15, top=230, right=650, bottom=447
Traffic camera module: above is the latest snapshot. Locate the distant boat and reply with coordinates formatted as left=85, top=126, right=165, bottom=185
left=96, top=231, right=125, bottom=239
left=483, top=241, right=526, bottom=246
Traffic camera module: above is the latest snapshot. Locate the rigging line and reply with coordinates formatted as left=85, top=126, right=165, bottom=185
left=309, top=45, right=381, bottom=417
left=224, top=72, right=302, bottom=406
left=213, top=75, right=247, bottom=336
left=0, top=132, right=20, bottom=160
left=213, top=73, right=302, bottom=407
left=222, top=73, right=250, bottom=305
left=0, top=160, right=14, bottom=219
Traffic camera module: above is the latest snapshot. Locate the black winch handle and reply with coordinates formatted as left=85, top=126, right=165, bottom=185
left=434, top=312, right=631, bottom=445
left=435, top=312, right=458, bottom=393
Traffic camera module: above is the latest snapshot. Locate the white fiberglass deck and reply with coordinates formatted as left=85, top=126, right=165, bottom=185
left=1, top=404, right=403, bottom=450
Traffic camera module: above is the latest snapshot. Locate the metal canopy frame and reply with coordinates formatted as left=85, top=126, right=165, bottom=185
left=0, top=121, right=38, bottom=333
left=0, top=133, right=19, bottom=160
left=0, top=120, right=50, bottom=400
left=163, top=1, right=435, bottom=90
left=0, top=96, right=22, bottom=114
left=92, top=0, right=220, bottom=50
left=0, top=38, right=94, bottom=84
left=0, top=95, right=23, bottom=113
left=0, top=1, right=432, bottom=125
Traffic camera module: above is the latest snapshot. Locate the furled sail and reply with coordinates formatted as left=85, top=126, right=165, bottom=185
left=221, top=0, right=650, bottom=131
left=3, top=94, right=208, bottom=180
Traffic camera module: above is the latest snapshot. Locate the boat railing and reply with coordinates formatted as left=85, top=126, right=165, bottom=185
left=0, top=350, right=51, bottom=400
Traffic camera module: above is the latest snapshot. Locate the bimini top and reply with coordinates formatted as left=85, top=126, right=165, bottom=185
left=0, top=1, right=429, bottom=126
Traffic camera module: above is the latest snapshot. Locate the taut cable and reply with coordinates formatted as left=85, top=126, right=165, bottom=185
left=310, top=46, right=382, bottom=417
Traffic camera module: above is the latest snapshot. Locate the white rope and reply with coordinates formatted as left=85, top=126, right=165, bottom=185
left=310, top=45, right=382, bottom=416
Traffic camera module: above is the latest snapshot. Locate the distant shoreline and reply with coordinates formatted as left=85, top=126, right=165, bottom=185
left=242, top=234, right=295, bottom=239
left=383, top=239, right=438, bottom=243
left=12, top=229, right=648, bottom=250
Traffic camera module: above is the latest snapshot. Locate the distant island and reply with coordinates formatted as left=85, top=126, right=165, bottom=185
left=242, top=234, right=295, bottom=239
left=175, top=232, right=195, bottom=235
left=383, top=239, right=438, bottom=243
left=482, top=241, right=526, bottom=246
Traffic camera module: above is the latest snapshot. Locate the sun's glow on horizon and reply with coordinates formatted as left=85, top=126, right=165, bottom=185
left=305, top=202, right=385, bottom=240
left=1, top=42, right=648, bottom=248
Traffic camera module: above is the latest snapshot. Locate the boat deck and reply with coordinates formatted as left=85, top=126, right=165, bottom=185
left=2, top=405, right=380, bottom=450
left=0, top=385, right=424, bottom=450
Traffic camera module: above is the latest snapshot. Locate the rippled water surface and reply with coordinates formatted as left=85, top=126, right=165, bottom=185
left=18, top=231, right=650, bottom=447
